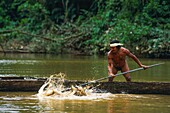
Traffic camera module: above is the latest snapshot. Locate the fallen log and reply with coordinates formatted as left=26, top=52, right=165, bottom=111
left=0, top=77, right=169, bottom=95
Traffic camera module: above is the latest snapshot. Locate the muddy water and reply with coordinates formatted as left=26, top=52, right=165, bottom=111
left=0, top=53, right=169, bottom=81
left=0, top=53, right=169, bottom=113
left=0, top=92, right=169, bottom=113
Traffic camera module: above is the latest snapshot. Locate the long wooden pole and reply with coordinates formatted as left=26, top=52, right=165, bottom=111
left=62, top=63, right=164, bottom=92
left=93, top=62, right=164, bottom=82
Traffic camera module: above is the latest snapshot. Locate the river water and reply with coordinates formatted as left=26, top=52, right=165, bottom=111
left=0, top=53, right=169, bottom=113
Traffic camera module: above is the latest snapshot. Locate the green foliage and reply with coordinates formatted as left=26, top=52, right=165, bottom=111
left=0, top=0, right=169, bottom=58
left=141, top=28, right=170, bottom=58
left=80, top=0, right=170, bottom=57
left=135, top=0, right=170, bottom=28
left=17, top=1, right=50, bottom=31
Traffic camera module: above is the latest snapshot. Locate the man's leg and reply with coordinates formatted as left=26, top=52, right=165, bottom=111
left=121, top=63, right=131, bottom=82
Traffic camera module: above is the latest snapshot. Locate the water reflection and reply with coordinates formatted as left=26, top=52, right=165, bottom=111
left=38, top=96, right=112, bottom=113
left=0, top=91, right=170, bottom=113
left=37, top=94, right=170, bottom=113
left=107, top=96, right=129, bottom=113
left=0, top=92, right=39, bottom=112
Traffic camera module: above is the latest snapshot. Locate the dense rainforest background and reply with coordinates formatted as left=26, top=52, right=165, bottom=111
left=0, top=0, right=169, bottom=58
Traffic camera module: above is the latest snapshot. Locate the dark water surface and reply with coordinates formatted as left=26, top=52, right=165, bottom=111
left=0, top=53, right=169, bottom=113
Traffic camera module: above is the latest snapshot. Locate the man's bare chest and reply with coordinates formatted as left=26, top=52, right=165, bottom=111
left=111, top=52, right=126, bottom=61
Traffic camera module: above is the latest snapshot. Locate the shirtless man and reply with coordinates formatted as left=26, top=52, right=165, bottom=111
left=108, top=40, right=148, bottom=82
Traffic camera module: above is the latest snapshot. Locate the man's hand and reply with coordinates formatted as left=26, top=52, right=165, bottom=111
left=109, top=74, right=116, bottom=77
left=89, top=80, right=96, bottom=83
left=141, top=65, right=149, bottom=70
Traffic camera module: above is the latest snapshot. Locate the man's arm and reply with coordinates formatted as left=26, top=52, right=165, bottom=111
left=128, top=53, right=142, bottom=67
left=107, top=55, right=115, bottom=76
left=127, top=51, right=148, bottom=69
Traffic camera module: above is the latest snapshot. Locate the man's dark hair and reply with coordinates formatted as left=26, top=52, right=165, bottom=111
left=110, top=40, right=120, bottom=44
left=110, top=40, right=121, bottom=49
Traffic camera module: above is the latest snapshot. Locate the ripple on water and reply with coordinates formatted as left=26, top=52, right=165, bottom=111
left=37, top=92, right=115, bottom=101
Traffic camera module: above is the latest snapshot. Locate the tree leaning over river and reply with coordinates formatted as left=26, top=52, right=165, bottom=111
left=0, top=0, right=169, bottom=58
